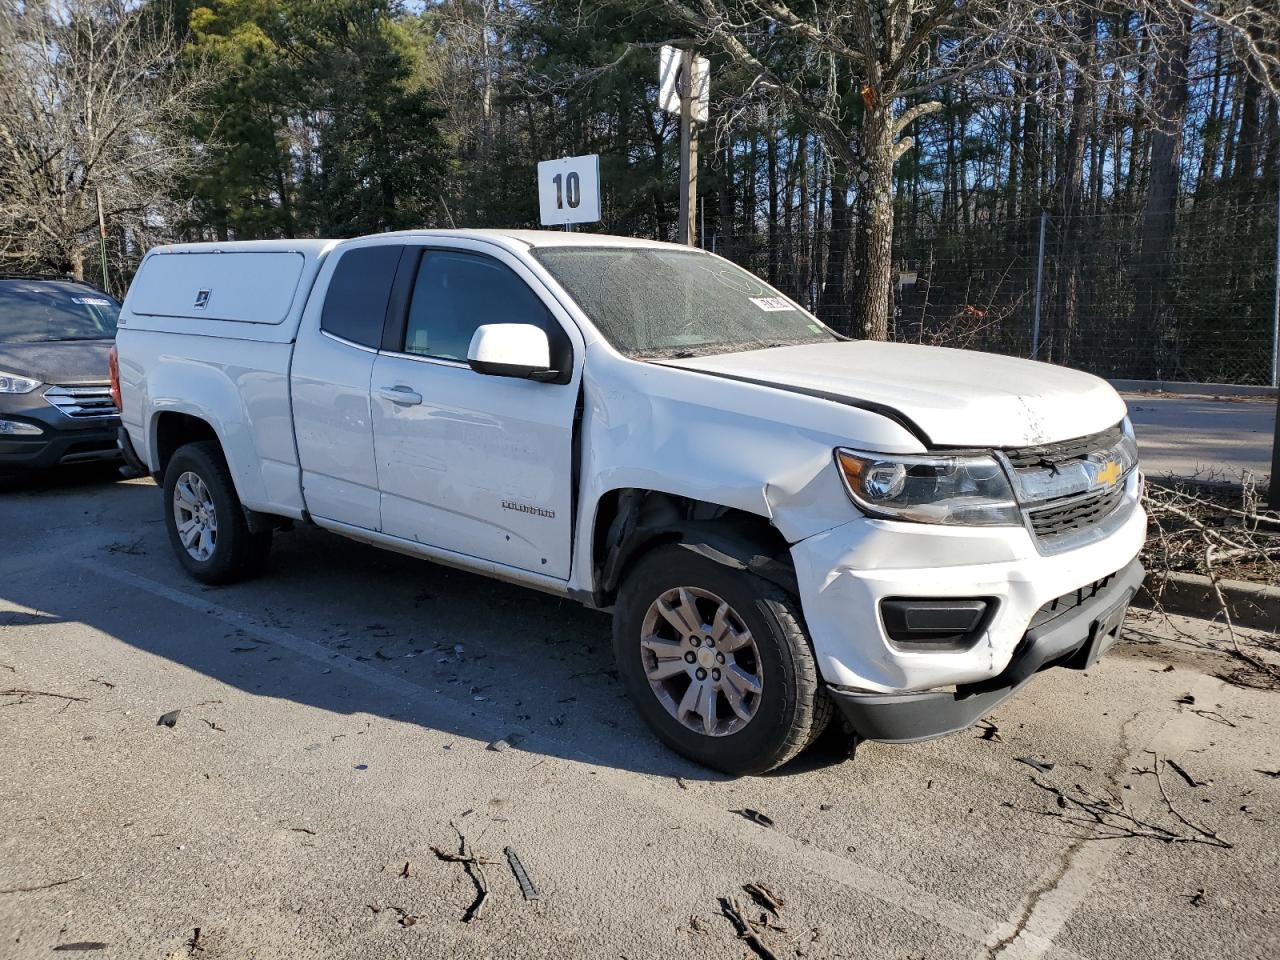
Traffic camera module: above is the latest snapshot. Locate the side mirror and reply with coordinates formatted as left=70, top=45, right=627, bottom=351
left=467, top=324, right=557, bottom=381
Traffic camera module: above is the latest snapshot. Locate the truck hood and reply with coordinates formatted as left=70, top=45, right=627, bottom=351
left=0, top=339, right=114, bottom=386
left=658, top=341, right=1127, bottom=447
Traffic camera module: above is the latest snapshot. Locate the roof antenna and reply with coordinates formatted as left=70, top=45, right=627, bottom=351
left=438, top=195, right=457, bottom=229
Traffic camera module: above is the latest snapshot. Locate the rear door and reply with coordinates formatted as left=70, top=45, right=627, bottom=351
left=369, top=241, right=582, bottom=579
left=291, top=243, right=402, bottom=531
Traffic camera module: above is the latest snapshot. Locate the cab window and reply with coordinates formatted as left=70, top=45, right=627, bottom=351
left=402, top=251, right=568, bottom=370
left=321, top=246, right=401, bottom=348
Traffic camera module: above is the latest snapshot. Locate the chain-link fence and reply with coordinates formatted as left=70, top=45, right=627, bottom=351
left=704, top=197, right=1280, bottom=387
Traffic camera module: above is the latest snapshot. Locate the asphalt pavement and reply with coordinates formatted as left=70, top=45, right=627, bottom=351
left=1, top=472, right=1278, bottom=959
left=1125, top=393, right=1276, bottom=484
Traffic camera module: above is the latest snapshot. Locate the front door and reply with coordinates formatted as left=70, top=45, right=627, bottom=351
left=369, top=243, right=581, bottom=579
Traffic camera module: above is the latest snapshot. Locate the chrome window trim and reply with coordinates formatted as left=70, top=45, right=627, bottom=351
left=319, top=329, right=378, bottom=354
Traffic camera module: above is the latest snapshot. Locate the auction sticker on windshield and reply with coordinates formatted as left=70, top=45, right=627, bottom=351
left=750, top=296, right=795, bottom=312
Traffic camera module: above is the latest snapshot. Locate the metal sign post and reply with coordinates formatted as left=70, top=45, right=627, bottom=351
left=95, top=188, right=110, bottom=294
left=660, top=46, right=709, bottom=246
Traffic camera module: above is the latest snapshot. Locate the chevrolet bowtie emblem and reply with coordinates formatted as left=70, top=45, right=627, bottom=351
left=1093, top=459, right=1122, bottom=489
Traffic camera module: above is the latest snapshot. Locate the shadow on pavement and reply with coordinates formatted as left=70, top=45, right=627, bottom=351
left=1, top=478, right=853, bottom=783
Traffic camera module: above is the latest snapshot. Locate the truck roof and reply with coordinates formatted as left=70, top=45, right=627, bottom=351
left=146, top=231, right=691, bottom=259
left=373, top=229, right=688, bottom=252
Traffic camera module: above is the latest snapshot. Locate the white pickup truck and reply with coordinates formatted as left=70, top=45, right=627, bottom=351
left=113, top=230, right=1145, bottom=774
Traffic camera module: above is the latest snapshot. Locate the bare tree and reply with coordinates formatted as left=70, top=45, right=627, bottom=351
left=0, top=0, right=211, bottom=280
left=651, top=0, right=1194, bottom=340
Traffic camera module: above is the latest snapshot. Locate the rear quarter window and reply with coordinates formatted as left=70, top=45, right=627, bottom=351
left=320, top=246, right=402, bottom=348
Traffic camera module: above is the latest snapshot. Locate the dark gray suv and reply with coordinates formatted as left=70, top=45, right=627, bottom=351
left=0, top=277, right=121, bottom=473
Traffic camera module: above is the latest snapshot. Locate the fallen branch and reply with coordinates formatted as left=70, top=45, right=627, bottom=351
left=1, top=688, right=88, bottom=703
left=719, top=896, right=778, bottom=960
left=431, top=822, right=493, bottom=923
left=0, top=875, right=83, bottom=894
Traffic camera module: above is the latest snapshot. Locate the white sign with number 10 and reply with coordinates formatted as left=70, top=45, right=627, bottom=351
left=537, top=154, right=600, bottom=227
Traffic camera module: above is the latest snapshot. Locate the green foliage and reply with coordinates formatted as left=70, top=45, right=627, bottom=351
left=177, top=0, right=447, bottom=239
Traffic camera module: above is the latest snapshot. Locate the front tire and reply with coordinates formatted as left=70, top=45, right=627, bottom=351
left=612, top=543, right=831, bottom=775
left=162, top=441, right=271, bottom=585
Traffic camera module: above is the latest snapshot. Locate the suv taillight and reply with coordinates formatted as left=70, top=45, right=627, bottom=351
left=108, top=344, right=121, bottom=410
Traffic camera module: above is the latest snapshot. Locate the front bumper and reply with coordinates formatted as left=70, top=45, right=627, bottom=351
left=830, top=558, right=1144, bottom=742
left=0, top=392, right=120, bottom=470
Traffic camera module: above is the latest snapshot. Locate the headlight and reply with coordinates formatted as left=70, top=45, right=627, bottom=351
left=835, top=449, right=1021, bottom=526
left=0, top=370, right=41, bottom=394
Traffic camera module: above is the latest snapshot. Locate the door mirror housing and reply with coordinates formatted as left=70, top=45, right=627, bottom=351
left=467, top=324, right=557, bottom=380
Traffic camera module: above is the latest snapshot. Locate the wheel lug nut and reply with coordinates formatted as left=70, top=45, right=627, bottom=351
left=716, top=652, right=725, bottom=664
left=695, top=668, right=707, bottom=681
left=684, top=651, right=696, bottom=663
left=705, top=636, right=715, bottom=648
left=712, top=668, right=721, bottom=681
left=690, top=636, right=701, bottom=647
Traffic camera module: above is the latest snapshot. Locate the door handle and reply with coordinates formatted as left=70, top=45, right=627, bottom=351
left=379, top=385, right=422, bottom=406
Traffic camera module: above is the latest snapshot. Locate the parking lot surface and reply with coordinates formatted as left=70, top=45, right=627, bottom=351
left=2, top=474, right=1278, bottom=959
left=1125, top=393, right=1275, bottom=483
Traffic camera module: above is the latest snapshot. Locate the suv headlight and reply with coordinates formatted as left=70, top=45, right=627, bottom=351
left=835, top=449, right=1021, bottom=526
left=0, top=370, right=41, bottom=394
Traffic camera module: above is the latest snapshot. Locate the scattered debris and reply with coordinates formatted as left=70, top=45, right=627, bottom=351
left=157, top=709, right=181, bottom=728
left=106, top=538, right=145, bottom=556
left=0, top=875, right=83, bottom=894
left=976, top=719, right=1002, bottom=742
left=819, top=803, right=833, bottom=811
left=229, top=646, right=259, bottom=654
left=1187, top=888, right=1206, bottom=908
left=1027, top=757, right=1231, bottom=849
left=0, top=663, right=14, bottom=672
left=87, top=678, right=115, bottom=689
left=1190, top=708, right=1237, bottom=727
left=683, top=914, right=709, bottom=936
left=743, top=882, right=784, bottom=916
left=431, top=823, right=493, bottom=923
left=288, top=826, right=317, bottom=836
left=1167, top=759, right=1203, bottom=788
left=1255, top=769, right=1280, bottom=779
left=732, top=808, right=775, bottom=828
left=719, top=896, right=779, bottom=960
left=399, top=914, right=417, bottom=927
left=52, top=943, right=108, bottom=952
left=400, top=861, right=411, bottom=878
left=1174, top=693, right=1196, bottom=705
left=675, top=776, right=689, bottom=790
left=354, top=764, right=368, bottom=771
left=487, top=734, right=523, bottom=752
left=2, top=688, right=89, bottom=704
left=1016, top=756, right=1055, bottom=774
left=504, top=847, right=539, bottom=901
left=366, top=904, right=382, bottom=914
left=199, top=718, right=225, bottom=732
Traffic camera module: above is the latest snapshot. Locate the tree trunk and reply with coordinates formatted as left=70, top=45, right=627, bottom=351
left=1051, top=15, right=1095, bottom=365
left=1131, top=16, right=1192, bottom=361
left=851, top=104, right=896, bottom=341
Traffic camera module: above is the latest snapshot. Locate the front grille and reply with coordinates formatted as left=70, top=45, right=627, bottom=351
left=43, top=384, right=118, bottom=419
left=1004, top=424, right=1125, bottom=471
left=1028, top=484, right=1126, bottom=541
left=1000, top=422, right=1133, bottom=548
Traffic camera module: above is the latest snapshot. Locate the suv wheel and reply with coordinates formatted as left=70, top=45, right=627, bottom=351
left=162, top=441, right=271, bottom=584
left=613, top=543, right=831, bottom=775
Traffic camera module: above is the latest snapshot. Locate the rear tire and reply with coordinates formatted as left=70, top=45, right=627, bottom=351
left=162, top=441, right=271, bottom=585
left=612, top=543, right=831, bottom=775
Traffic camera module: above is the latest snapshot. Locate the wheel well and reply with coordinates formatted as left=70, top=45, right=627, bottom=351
left=153, top=413, right=219, bottom=477
left=590, top=488, right=793, bottom=606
